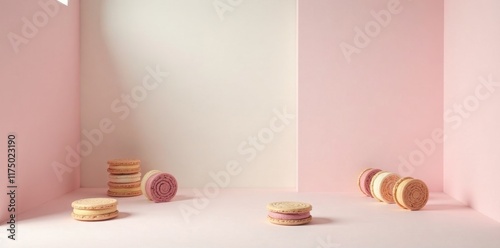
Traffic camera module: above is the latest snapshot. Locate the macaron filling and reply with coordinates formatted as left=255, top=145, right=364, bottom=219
left=268, top=211, right=311, bottom=220
left=73, top=206, right=117, bottom=216
left=108, top=173, right=142, bottom=183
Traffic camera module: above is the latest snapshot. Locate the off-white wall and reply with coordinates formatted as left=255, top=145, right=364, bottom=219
left=80, top=0, right=297, bottom=188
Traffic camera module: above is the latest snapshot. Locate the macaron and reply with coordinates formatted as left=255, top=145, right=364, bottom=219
left=107, top=159, right=141, bottom=175
left=71, top=198, right=118, bottom=221
left=370, top=171, right=400, bottom=204
left=108, top=172, right=141, bottom=184
left=266, top=201, right=312, bottom=225
left=107, top=181, right=142, bottom=197
left=358, top=168, right=382, bottom=197
left=393, top=177, right=429, bottom=211
left=141, top=170, right=178, bottom=202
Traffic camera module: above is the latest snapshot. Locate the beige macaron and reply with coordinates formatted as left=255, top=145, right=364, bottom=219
left=107, top=159, right=141, bottom=174
left=107, top=181, right=142, bottom=197
left=370, top=171, right=400, bottom=204
left=393, top=177, right=429, bottom=211
left=71, top=198, right=118, bottom=221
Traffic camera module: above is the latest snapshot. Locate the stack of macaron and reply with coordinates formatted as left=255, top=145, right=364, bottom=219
left=71, top=198, right=118, bottom=221
left=358, top=168, right=429, bottom=210
left=141, top=170, right=178, bottom=203
left=266, top=201, right=312, bottom=225
left=107, top=159, right=142, bottom=197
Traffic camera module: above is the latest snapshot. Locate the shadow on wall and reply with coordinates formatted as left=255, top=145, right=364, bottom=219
left=78, top=0, right=147, bottom=187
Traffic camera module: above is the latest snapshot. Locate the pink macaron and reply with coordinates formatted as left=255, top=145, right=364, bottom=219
left=358, top=168, right=382, bottom=197
left=141, top=170, right=178, bottom=203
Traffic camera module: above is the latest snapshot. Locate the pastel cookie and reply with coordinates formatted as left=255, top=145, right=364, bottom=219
left=107, top=159, right=141, bottom=174
left=393, top=177, right=429, bottom=211
left=267, top=201, right=312, bottom=225
left=358, top=168, right=382, bottom=197
left=71, top=198, right=118, bottom=221
left=107, top=181, right=142, bottom=197
left=370, top=171, right=400, bottom=204
left=141, top=170, right=178, bottom=202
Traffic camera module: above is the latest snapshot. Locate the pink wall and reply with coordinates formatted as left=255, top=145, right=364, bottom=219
left=1, top=0, right=498, bottom=224
left=0, top=0, right=79, bottom=222
left=444, top=0, right=500, bottom=223
left=298, top=0, right=444, bottom=192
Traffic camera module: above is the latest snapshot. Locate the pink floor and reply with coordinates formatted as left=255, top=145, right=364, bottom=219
left=6, top=188, right=500, bottom=248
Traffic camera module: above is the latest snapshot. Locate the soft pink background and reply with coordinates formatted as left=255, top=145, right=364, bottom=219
left=0, top=0, right=79, bottom=222
left=1, top=0, right=499, bottom=225
left=443, top=0, right=500, bottom=223
left=298, top=0, right=444, bottom=192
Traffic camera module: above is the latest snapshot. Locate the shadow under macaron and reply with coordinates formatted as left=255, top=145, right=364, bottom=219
left=309, top=217, right=334, bottom=225
left=114, top=212, right=131, bottom=219
left=168, top=194, right=195, bottom=202
left=418, top=204, right=469, bottom=211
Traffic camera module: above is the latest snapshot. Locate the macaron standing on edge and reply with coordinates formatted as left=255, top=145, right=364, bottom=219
left=393, top=177, right=429, bottom=211
left=141, top=170, right=178, bottom=203
left=370, top=171, right=400, bottom=204
left=358, top=168, right=382, bottom=197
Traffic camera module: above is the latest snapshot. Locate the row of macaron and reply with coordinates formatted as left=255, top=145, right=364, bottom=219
left=72, top=198, right=314, bottom=224
left=358, top=168, right=429, bottom=211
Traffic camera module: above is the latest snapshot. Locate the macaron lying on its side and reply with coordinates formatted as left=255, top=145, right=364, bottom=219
left=266, top=201, right=312, bottom=225
left=107, top=159, right=141, bottom=175
left=107, top=181, right=142, bottom=197
left=71, top=198, right=118, bottom=221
